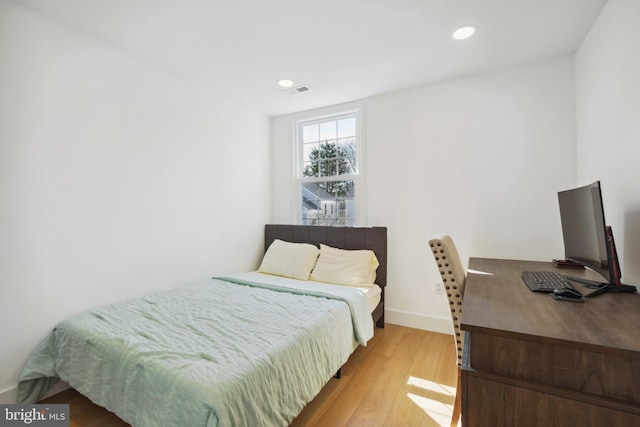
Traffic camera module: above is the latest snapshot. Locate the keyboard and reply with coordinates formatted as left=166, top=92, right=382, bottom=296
left=521, top=270, right=577, bottom=292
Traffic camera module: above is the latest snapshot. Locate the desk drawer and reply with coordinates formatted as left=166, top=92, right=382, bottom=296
left=468, top=332, right=640, bottom=405
left=463, top=370, right=640, bottom=427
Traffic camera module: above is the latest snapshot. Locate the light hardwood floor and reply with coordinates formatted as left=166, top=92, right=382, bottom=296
left=41, top=324, right=459, bottom=427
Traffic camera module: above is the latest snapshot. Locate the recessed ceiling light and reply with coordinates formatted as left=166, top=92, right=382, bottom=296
left=452, top=25, right=476, bottom=40
left=278, top=79, right=294, bottom=88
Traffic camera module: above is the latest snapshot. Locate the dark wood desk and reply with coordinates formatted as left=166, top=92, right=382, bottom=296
left=460, top=258, right=640, bottom=427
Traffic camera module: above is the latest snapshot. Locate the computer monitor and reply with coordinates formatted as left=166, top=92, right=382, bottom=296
left=558, top=181, right=636, bottom=295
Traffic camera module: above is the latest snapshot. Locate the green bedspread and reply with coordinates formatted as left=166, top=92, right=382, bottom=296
left=18, top=276, right=373, bottom=426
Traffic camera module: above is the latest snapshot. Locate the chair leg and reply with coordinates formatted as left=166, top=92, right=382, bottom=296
left=450, top=366, right=462, bottom=427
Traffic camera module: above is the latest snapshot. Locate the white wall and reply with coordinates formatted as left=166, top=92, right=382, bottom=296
left=575, top=0, right=640, bottom=285
left=272, top=57, right=577, bottom=332
left=0, top=0, right=270, bottom=401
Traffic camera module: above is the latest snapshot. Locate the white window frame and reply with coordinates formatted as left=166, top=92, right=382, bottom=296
left=293, top=106, right=366, bottom=226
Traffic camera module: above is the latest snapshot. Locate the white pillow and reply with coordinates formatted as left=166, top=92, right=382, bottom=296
left=258, top=239, right=320, bottom=280
left=310, top=244, right=379, bottom=286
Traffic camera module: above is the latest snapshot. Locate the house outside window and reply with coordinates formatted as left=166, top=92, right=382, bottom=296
left=296, top=109, right=363, bottom=226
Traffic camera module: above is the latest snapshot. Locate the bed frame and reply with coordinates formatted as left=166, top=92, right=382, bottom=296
left=264, top=224, right=387, bottom=328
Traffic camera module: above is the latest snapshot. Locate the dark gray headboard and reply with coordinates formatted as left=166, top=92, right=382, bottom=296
left=264, top=224, right=388, bottom=290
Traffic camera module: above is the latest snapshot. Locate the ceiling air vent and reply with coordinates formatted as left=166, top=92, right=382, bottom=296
left=282, top=85, right=312, bottom=96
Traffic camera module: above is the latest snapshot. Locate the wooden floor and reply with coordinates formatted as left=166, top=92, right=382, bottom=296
left=41, top=324, right=459, bottom=427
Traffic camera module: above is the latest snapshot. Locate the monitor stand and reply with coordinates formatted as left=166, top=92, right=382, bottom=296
left=563, top=276, right=637, bottom=298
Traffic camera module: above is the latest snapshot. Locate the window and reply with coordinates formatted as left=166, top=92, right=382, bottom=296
left=296, top=109, right=363, bottom=226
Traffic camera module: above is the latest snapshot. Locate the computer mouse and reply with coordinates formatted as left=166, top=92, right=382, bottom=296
left=553, top=288, right=583, bottom=299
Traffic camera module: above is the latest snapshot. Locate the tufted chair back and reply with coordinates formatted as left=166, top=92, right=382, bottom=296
left=429, top=235, right=466, bottom=367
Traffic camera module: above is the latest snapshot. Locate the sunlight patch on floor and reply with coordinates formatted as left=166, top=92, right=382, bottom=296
left=407, top=392, right=452, bottom=426
left=407, top=375, right=456, bottom=396
left=406, top=376, right=455, bottom=426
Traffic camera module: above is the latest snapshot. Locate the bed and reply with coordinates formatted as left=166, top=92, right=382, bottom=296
left=17, top=224, right=387, bottom=427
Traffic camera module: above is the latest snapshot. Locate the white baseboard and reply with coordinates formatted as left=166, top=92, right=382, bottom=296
left=385, top=309, right=454, bottom=335
left=0, top=381, right=69, bottom=404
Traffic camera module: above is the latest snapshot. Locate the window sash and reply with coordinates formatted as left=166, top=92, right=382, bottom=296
left=296, top=112, right=359, bottom=178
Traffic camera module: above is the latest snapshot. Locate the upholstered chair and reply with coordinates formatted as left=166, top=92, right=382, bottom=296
left=429, top=234, right=466, bottom=427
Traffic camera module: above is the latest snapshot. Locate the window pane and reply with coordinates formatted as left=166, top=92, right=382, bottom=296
left=301, top=181, right=355, bottom=226
left=303, top=160, right=317, bottom=177
left=337, top=116, right=356, bottom=139
left=317, top=160, right=327, bottom=177
left=337, top=139, right=356, bottom=174
left=319, top=121, right=337, bottom=142
left=303, top=124, right=318, bottom=144
left=303, top=142, right=319, bottom=163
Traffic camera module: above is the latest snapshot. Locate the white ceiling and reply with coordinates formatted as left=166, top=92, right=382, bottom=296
left=15, top=0, right=607, bottom=117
